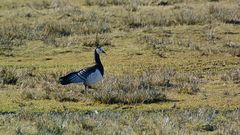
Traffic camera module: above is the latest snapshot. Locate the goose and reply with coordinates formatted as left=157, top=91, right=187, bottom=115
left=59, top=47, right=106, bottom=89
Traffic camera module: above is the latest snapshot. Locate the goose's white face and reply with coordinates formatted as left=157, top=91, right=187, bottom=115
left=96, top=47, right=106, bottom=54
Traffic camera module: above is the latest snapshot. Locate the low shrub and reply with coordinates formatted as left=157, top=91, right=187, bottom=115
left=175, top=73, right=200, bottom=94
left=92, top=69, right=176, bottom=104
left=0, top=67, right=34, bottom=85
left=221, top=69, right=240, bottom=83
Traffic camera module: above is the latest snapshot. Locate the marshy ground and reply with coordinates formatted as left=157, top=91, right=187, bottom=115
left=0, top=0, right=240, bottom=134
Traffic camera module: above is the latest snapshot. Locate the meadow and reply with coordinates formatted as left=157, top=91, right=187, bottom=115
left=0, top=0, right=239, bottom=134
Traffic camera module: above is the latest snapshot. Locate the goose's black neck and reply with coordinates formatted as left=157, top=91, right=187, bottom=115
left=94, top=50, right=104, bottom=76
left=94, top=50, right=102, bottom=65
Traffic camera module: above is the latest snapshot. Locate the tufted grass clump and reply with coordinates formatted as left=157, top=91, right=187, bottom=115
left=208, top=4, right=240, bottom=24
left=0, top=67, right=34, bottom=85
left=92, top=69, right=176, bottom=104
left=85, top=0, right=129, bottom=6
left=221, top=69, right=240, bottom=83
left=35, top=114, right=67, bottom=135
left=20, top=71, right=87, bottom=102
left=124, top=7, right=207, bottom=28
left=174, top=73, right=201, bottom=94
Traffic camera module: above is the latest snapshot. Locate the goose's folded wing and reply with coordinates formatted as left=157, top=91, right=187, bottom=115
left=77, top=66, right=97, bottom=79
left=59, top=71, right=85, bottom=85
left=59, top=66, right=96, bottom=85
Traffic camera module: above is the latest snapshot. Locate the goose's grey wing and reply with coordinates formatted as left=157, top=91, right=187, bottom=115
left=59, top=71, right=85, bottom=85
left=59, top=66, right=96, bottom=85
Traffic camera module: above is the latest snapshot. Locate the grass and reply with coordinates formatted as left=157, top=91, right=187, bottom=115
left=1, top=109, right=240, bottom=134
left=0, top=0, right=240, bottom=134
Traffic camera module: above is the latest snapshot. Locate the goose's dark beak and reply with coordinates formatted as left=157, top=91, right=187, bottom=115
left=102, top=50, right=106, bottom=54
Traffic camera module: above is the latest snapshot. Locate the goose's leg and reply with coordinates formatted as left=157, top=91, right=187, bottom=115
left=84, top=84, right=88, bottom=91
left=86, top=85, right=97, bottom=94
left=84, top=85, right=92, bottom=94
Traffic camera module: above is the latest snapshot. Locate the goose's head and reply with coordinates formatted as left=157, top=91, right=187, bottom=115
left=96, top=47, right=106, bottom=55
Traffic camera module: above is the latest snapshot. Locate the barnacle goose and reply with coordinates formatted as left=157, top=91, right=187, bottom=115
left=59, top=47, right=106, bottom=89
